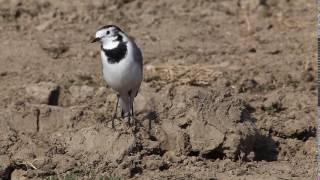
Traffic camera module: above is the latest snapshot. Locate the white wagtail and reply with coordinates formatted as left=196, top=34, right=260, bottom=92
left=91, top=25, right=143, bottom=128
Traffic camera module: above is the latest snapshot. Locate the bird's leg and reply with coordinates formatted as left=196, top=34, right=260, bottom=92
left=127, top=90, right=132, bottom=125
left=131, top=94, right=136, bottom=128
left=131, top=97, right=134, bottom=118
left=128, top=90, right=136, bottom=128
left=129, top=91, right=135, bottom=117
left=121, top=109, right=124, bottom=118
left=112, top=94, right=120, bottom=129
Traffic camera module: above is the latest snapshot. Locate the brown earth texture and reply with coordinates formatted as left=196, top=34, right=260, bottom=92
left=0, top=0, right=317, bottom=179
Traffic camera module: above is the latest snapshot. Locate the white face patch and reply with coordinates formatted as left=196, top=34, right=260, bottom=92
left=95, top=29, right=107, bottom=39
left=103, top=40, right=120, bottom=50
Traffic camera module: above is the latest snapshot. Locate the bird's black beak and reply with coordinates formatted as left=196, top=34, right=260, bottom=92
left=90, top=37, right=100, bottom=43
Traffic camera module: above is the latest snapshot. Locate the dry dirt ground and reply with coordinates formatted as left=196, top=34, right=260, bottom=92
left=0, top=0, right=317, bottom=179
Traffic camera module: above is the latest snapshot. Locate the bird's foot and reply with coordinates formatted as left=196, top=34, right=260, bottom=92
left=112, top=112, right=138, bottom=132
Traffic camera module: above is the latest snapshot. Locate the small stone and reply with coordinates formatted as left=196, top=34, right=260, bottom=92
left=246, top=151, right=255, bottom=161
left=0, top=71, right=7, bottom=76
left=91, top=0, right=106, bottom=9
left=145, top=159, right=162, bottom=170
left=239, top=79, right=258, bottom=93
left=163, top=151, right=179, bottom=163
left=256, top=4, right=272, bottom=18
left=235, top=168, right=247, bottom=176
left=39, top=40, right=69, bottom=59
left=288, top=112, right=296, bottom=119
left=302, top=138, right=316, bottom=155
left=36, top=20, right=54, bottom=31
left=25, top=82, right=60, bottom=105
left=262, top=92, right=283, bottom=113
left=195, top=161, right=204, bottom=167
left=95, top=86, right=107, bottom=97
left=11, top=169, right=27, bottom=180
left=67, top=13, right=78, bottom=22
left=89, top=51, right=96, bottom=58
left=32, top=156, right=49, bottom=169
left=190, top=156, right=197, bottom=164
left=301, top=71, right=314, bottom=82
left=177, top=118, right=191, bottom=128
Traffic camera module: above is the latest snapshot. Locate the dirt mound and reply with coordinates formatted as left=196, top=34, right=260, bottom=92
left=0, top=86, right=276, bottom=179
left=149, top=87, right=258, bottom=159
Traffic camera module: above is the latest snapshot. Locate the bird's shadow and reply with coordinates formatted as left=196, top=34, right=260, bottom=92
left=253, top=133, right=279, bottom=161
left=124, top=110, right=159, bottom=135
left=102, top=110, right=158, bottom=135
left=144, top=110, right=158, bottom=130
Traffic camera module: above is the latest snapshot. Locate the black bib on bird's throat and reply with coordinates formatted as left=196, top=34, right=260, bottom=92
left=101, top=35, right=127, bottom=64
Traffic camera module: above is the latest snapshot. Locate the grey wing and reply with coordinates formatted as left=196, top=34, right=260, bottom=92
left=135, top=46, right=143, bottom=70
left=134, top=45, right=143, bottom=97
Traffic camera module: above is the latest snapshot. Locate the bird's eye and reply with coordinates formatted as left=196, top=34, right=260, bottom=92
left=106, top=31, right=110, bottom=35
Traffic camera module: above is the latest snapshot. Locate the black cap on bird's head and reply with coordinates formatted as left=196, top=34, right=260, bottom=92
left=91, top=25, right=123, bottom=43
left=97, top=25, right=122, bottom=32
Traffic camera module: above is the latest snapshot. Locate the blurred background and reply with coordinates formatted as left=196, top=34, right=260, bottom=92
left=0, top=0, right=317, bottom=179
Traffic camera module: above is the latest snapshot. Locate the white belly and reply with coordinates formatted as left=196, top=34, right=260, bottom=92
left=101, top=51, right=142, bottom=94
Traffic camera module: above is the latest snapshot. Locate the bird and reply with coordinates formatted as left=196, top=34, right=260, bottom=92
left=91, top=25, right=143, bottom=128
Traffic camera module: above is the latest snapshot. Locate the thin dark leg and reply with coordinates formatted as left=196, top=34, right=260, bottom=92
left=129, top=91, right=134, bottom=117
left=131, top=93, right=136, bottom=127
left=121, top=109, right=124, bottom=118
left=112, top=94, right=120, bottom=129
left=129, top=90, right=137, bottom=128
left=131, top=98, right=134, bottom=117
left=128, top=90, right=132, bottom=124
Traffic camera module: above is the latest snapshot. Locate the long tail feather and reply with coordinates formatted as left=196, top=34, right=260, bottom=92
left=119, top=94, right=130, bottom=116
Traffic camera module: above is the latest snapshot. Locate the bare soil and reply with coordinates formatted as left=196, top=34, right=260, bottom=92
left=0, top=0, right=317, bottom=179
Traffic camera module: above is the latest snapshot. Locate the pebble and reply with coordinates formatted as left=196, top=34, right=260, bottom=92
left=25, top=82, right=60, bottom=105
